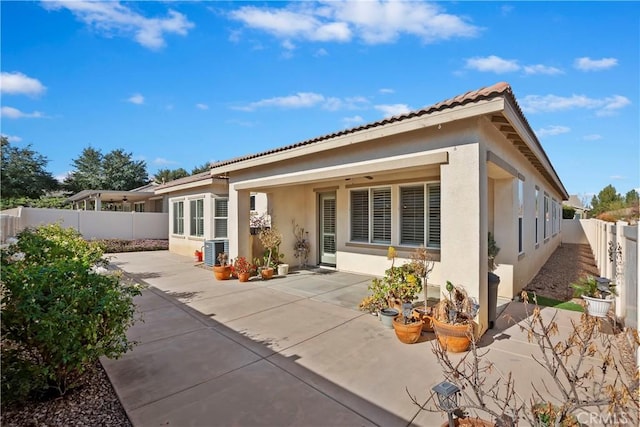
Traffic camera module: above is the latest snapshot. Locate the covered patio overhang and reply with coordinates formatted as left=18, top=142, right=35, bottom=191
left=66, top=189, right=159, bottom=211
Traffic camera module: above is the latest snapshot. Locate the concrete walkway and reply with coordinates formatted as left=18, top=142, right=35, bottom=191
left=102, top=251, right=583, bottom=427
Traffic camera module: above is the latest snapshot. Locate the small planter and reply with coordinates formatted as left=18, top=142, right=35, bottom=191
left=582, top=295, right=614, bottom=318
left=379, top=308, right=399, bottom=329
left=392, top=317, right=423, bottom=344
left=432, top=317, right=473, bottom=353
left=260, top=267, right=274, bottom=280
left=237, top=272, right=251, bottom=282
left=441, top=417, right=495, bottom=427
left=413, top=307, right=433, bottom=332
left=277, top=264, right=289, bottom=276
left=213, top=265, right=231, bottom=281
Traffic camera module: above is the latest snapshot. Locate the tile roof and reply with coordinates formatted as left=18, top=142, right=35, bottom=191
left=210, top=82, right=514, bottom=169
left=154, top=171, right=226, bottom=190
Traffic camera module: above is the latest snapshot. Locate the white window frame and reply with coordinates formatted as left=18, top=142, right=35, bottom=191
left=535, top=186, right=539, bottom=246
left=190, top=198, right=205, bottom=237
left=348, top=181, right=440, bottom=249
left=518, top=178, right=524, bottom=254
left=172, top=200, right=184, bottom=235
left=543, top=193, right=550, bottom=240
left=213, top=198, right=228, bottom=239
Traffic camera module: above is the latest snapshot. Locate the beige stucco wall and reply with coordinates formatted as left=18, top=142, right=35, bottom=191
left=167, top=182, right=228, bottom=258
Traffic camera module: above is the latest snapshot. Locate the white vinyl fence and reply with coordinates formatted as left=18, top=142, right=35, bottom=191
left=563, top=219, right=638, bottom=330
left=0, top=207, right=168, bottom=242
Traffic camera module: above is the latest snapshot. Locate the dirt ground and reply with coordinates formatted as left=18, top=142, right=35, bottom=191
left=524, top=243, right=600, bottom=301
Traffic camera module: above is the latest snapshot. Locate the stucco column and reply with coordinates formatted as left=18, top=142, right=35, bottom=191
left=228, top=185, right=251, bottom=260
left=440, top=143, right=487, bottom=333
left=95, top=197, right=102, bottom=211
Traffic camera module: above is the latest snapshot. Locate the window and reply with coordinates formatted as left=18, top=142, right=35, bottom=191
left=214, top=198, right=228, bottom=238
left=190, top=199, right=204, bottom=237
left=518, top=179, right=524, bottom=253
left=372, top=188, right=391, bottom=243
left=350, top=190, right=369, bottom=242
left=349, top=183, right=440, bottom=248
left=172, top=201, right=184, bottom=235
left=544, top=194, right=549, bottom=239
left=134, top=202, right=145, bottom=212
left=250, top=195, right=256, bottom=211
left=552, top=199, right=558, bottom=235
left=535, top=187, right=539, bottom=245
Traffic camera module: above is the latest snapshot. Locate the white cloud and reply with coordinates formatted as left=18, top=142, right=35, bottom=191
left=536, top=125, right=570, bottom=137
left=282, top=39, right=296, bottom=50
left=229, top=1, right=480, bottom=45
left=610, top=175, right=625, bottom=180
left=314, top=48, right=328, bottom=57
left=379, top=88, right=395, bottom=94
left=153, top=157, right=178, bottom=166
left=128, top=93, right=145, bottom=104
left=196, top=103, right=209, bottom=110
left=235, top=92, right=369, bottom=112
left=574, top=57, right=618, bottom=71
left=520, top=93, right=631, bottom=116
left=1, top=106, right=45, bottom=119
left=342, top=115, right=364, bottom=127
left=465, top=55, right=519, bottom=74
left=375, top=103, right=411, bottom=117
left=1, top=133, right=23, bottom=142
left=43, top=1, right=194, bottom=50
left=523, top=64, right=563, bottom=75
left=582, top=134, right=602, bottom=141
left=0, top=71, right=46, bottom=96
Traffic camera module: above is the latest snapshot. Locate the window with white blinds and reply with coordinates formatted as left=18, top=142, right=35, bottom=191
left=172, top=201, right=184, bottom=235
left=214, top=198, right=228, bottom=238
left=350, top=190, right=369, bottom=242
left=190, top=199, right=205, bottom=237
left=349, top=183, right=440, bottom=248
left=372, top=188, right=391, bottom=243
left=426, top=183, right=441, bottom=248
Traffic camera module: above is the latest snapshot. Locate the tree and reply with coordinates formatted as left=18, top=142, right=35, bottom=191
left=625, top=189, right=639, bottom=207
left=102, top=149, right=148, bottom=190
left=63, top=147, right=149, bottom=192
left=590, top=184, right=623, bottom=217
left=0, top=136, right=59, bottom=198
left=63, top=147, right=104, bottom=193
left=154, top=168, right=189, bottom=184
left=191, top=162, right=211, bottom=175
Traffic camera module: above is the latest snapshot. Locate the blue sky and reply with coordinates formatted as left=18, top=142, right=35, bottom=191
left=2, top=1, right=638, bottom=203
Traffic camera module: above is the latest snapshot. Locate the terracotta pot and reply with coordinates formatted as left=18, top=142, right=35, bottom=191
left=440, top=417, right=495, bottom=427
left=237, top=272, right=251, bottom=282
left=413, top=307, right=433, bottom=332
left=261, top=267, right=274, bottom=280
left=392, top=316, right=423, bottom=344
left=213, top=265, right=231, bottom=281
left=432, top=317, right=473, bottom=352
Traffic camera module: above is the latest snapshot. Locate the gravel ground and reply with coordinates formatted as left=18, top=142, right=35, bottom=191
left=0, top=243, right=615, bottom=426
left=524, top=243, right=599, bottom=301
left=0, top=361, right=131, bottom=427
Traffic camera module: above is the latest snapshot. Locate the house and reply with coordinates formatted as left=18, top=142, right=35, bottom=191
left=565, top=194, right=590, bottom=219
left=155, top=171, right=268, bottom=261
left=67, top=182, right=164, bottom=212
left=164, top=82, right=568, bottom=334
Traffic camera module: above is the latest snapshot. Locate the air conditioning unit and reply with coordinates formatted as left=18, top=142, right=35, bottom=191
left=204, top=239, right=229, bottom=267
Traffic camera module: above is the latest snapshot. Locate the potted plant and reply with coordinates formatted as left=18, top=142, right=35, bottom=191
left=258, top=227, right=282, bottom=280
left=293, top=221, right=310, bottom=268
left=571, top=275, right=617, bottom=318
left=213, top=252, right=231, bottom=280
left=233, top=256, right=256, bottom=282
left=379, top=247, right=424, bottom=344
left=432, top=282, right=479, bottom=352
left=359, top=277, right=398, bottom=329
left=408, top=245, right=435, bottom=332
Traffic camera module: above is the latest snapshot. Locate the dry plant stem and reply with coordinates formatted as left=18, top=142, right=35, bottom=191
left=428, top=335, right=522, bottom=426
left=518, top=298, right=639, bottom=426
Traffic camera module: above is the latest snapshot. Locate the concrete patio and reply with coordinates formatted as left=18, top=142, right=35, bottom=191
left=102, top=250, right=585, bottom=427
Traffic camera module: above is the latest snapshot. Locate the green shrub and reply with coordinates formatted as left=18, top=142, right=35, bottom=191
left=1, top=224, right=141, bottom=405
left=562, top=205, right=576, bottom=219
